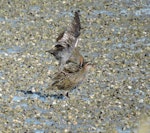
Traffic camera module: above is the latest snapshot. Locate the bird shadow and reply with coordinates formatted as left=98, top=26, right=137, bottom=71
left=16, top=90, right=65, bottom=100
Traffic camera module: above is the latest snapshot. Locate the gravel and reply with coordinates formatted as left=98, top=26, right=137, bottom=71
left=0, top=0, right=149, bottom=132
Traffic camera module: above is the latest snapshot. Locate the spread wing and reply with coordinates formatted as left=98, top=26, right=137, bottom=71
left=46, top=11, right=82, bottom=68
left=69, top=11, right=81, bottom=38
left=56, top=11, right=81, bottom=48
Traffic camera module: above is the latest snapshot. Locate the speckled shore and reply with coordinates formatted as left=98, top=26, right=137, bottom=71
left=0, top=0, right=149, bottom=132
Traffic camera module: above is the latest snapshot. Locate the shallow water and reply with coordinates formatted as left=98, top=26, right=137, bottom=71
left=0, top=0, right=150, bottom=132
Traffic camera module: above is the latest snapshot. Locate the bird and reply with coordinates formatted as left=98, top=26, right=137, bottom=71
left=46, top=11, right=82, bottom=71
left=66, top=47, right=84, bottom=67
left=48, top=62, right=94, bottom=91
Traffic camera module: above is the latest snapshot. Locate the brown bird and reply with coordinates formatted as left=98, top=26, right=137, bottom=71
left=49, top=62, right=93, bottom=91
left=46, top=11, right=81, bottom=71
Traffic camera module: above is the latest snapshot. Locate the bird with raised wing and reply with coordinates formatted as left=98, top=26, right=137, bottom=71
left=46, top=11, right=82, bottom=71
